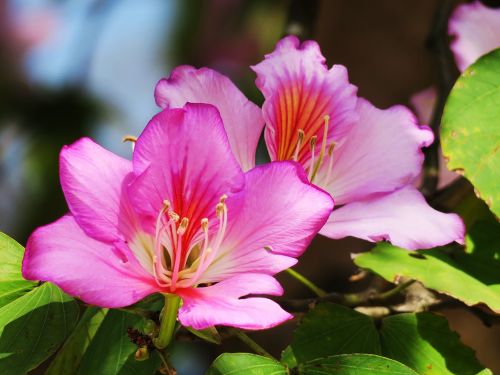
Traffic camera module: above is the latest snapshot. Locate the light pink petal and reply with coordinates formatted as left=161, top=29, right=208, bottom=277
left=321, top=99, right=433, bottom=205
left=251, top=35, right=358, bottom=164
left=449, top=1, right=500, bottom=72
left=130, top=103, right=245, bottom=242
left=177, top=274, right=292, bottom=330
left=155, top=66, right=264, bottom=171
left=410, top=87, right=459, bottom=189
left=59, top=137, right=134, bottom=243
left=200, top=161, right=333, bottom=283
left=22, top=215, right=158, bottom=307
left=320, top=186, right=465, bottom=250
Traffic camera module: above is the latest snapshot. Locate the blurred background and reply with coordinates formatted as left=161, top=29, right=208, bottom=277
left=0, top=0, right=499, bottom=374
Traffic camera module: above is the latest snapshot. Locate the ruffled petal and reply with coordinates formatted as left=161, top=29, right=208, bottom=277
left=59, top=137, right=134, bottom=243
left=130, top=103, right=245, bottom=243
left=177, top=274, right=291, bottom=330
left=252, top=35, right=358, bottom=164
left=449, top=1, right=500, bottom=72
left=155, top=66, right=264, bottom=171
left=199, top=161, right=333, bottom=283
left=320, top=99, right=433, bottom=205
left=320, top=186, right=465, bottom=250
left=22, top=215, right=158, bottom=307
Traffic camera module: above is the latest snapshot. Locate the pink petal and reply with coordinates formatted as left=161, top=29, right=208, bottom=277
left=251, top=35, right=358, bottom=164
left=322, top=99, right=433, bottom=205
left=130, top=103, right=245, bottom=242
left=200, top=161, right=333, bottom=282
left=177, top=274, right=292, bottom=330
left=449, top=1, right=500, bottom=72
left=320, top=186, right=465, bottom=250
left=22, top=215, right=158, bottom=307
left=155, top=66, right=264, bottom=171
left=59, top=137, right=134, bottom=243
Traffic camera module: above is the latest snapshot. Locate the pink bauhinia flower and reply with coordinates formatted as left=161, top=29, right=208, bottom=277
left=155, top=36, right=464, bottom=251
left=449, top=0, right=500, bottom=72
left=22, top=103, right=333, bottom=330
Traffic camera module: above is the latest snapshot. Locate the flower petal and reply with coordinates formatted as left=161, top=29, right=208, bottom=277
left=449, top=1, right=500, bottom=72
left=320, top=99, right=433, bottom=205
left=130, top=103, right=245, bottom=242
left=59, top=137, right=134, bottom=243
left=155, top=66, right=264, bottom=171
left=199, top=161, right=333, bottom=283
left=177, top=274, right=291, bottom=330
left=320, top=186, right=465, bottom=250
left=252, top=35, right=358, bottom=164
left=22, top=215, right=158, bottom=307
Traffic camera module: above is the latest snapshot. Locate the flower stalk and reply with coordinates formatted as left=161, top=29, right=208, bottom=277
left=285, top=268, right=326, bottom=297
left=154, top=294, right=181, bottom=349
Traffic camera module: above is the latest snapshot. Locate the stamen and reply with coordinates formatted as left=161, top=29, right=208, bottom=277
left=308, top=135, right=318, bottom=181
left=122, top=135, right=137, bottom=143
left=324, top=142, right=336, bottom=185
left=293, top=129, right=305, bottom=161
left=219, top=194, right=228, bottom=204
left=177, top=217, right=189, bottom=235
left=168, top=211, right=180, bottom=222
left=310, top=115, right=330, bottom=183
left=264, top=245, right=273, bottom=252
left=216, top=203, right=225, bottom=217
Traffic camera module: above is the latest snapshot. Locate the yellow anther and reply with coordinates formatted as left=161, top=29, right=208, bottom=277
left=310, top=135, right=318, bottom=149
left=168, top=211, right=180, bottom=222
left=328, top=143, right=336, bottom=157
left=177, top=217, right=189, bottom=235
left=201, top=218, right=209, bottom=231
left=264, top=245, right=273, bottom=252
left=216, top=202, right=225, bottom=216
left=122, top=135, right=137, bottom=143
left=298, top=129, right=305, bottom=142
left=294, top=129, right=305, bottom=161
left=162, top=200, right=171, bottom=210
left=220, top=194, right=228, bottom=204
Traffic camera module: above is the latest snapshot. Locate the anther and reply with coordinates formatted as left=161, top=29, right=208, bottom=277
left=219, top=194, right=228, bottom=204
left=177, top=217, right=189, bottom=235
left=162, top=200, right=171, bottom=210
left=168, top=211, right=180, bottom=222
left=122, top=135, right=137, bottom=143
left=264, top=245, right=273, bottom=252
left=201, top=218, right=209, bottom=231
left=216, top=202, right=225, bottom=216
left=310, top=135, right=318, bottom=149
left=294, top=129, right=305, bottom=161
left=328, top=143, right=336, bottom=157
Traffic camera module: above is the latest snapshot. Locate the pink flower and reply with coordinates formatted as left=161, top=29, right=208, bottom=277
left=449, top=1, right=500, bottom=72
left=22, top=103, right=333, bottom=330
left=156, top=36, right=464, bottom=250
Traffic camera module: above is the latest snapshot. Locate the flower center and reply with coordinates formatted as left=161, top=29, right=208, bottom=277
left=146, top=195, right=229, bottom=291
left=292, top=114, right=336, bottom=184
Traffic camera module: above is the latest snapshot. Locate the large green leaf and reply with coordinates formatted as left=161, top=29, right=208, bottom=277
left=441, top=48, right=500, bottom=216
left=78, top=309, right=160, bottom=374
left=354, top=243, right=500, bottom=313
left=0, top=232, right=37, bottom=307
left=0, top=282, right=79, bottom=375
left=290, top=303, right=381, bottom=363
left=46, top=307, right=108, bottom=375
left=288, top=303, right=488, bottom=375
left=298, top=354, right=418, bottom=374
left=206, top=353, right=287, bottom=375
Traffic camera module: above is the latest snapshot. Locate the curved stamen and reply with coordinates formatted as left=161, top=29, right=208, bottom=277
left=293, top=129, right=305, bottom=162
left=308, top=135, right=318, bottom=181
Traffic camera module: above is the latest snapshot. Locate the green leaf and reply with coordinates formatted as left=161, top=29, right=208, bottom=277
left=206, top=353, right=287, bottom=375
left=185, top=326, right=221, bottom=345
left=0, top=232, right=37, bottom=307
left=46, top=307, right=108, bottom=375
left=0, top=282, right=79, bottom=375
left=77, top=309, right=160, bottom=375
left=298, top=354, right=418, bottom=374
left=288, top=303, right=488, bottom=374
left=441, top=48, right=500, bottom=216
left=354, top=243, right=500, bottom=313
left=281, top=346, right=298, bottom=368
left=290, top=303, right=381, bottom=363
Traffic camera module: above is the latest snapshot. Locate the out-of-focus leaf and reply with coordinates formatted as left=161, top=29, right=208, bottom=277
left=441, top=48, right=500, bottom=216
left=298, top=354, right=418, bottom=374
left=354, top=243, right=500, bottom=312
left=185, top=326, right=221, bottom=345
left=0, top=232, right=37, bottom=307
left=46, top=307, right=108, bottom=375
left=206, top=353, right=287, bottom=375
left=77, top=309, right=160, bottom=375
left=288, top=303, right=489, bottom=374
left=0, top=282, right=79, bottom=375
left=290, top=303, right=381, bottom=363
left=281, top=345, right=297, bottom=368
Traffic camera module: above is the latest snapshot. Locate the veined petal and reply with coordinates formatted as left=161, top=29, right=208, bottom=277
left=320, top=186, right=465, bottom=250
left=177, top=274, right=291, bottom=330
left=130, top=103, right=245, bottom=243
left=60, top=137, right=133, bottom=243
left=320, top=99, right=433, bottom=205
left=252, top=35, right=358, bottom=164
left=200, top=161, right=333, bottom=283
left=449, top=1, right=500, bottom=72
left=22, top=215, right=158, bottom=307
left=155, top=66, right=264, bottom=171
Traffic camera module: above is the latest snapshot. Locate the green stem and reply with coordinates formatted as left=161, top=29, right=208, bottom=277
left=226, top=327, right=275, bottom=360
left=285, top=268, right=326, bottom=297
left=373, top=280, right=416, bottom=302
left=154, top=294, right=181, bottom=349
